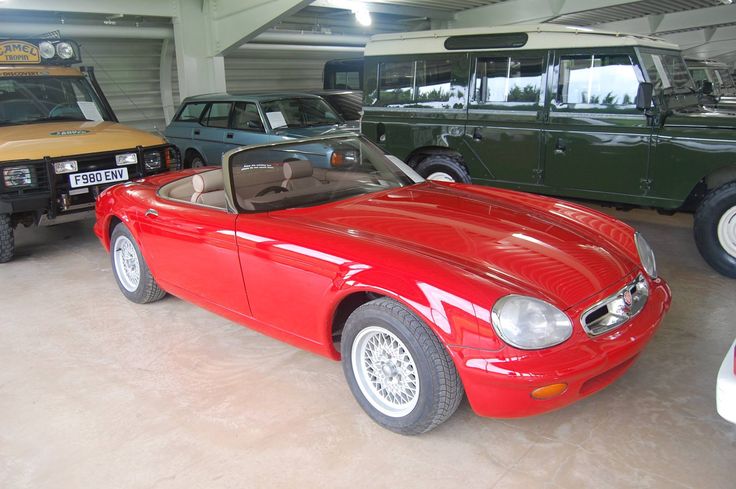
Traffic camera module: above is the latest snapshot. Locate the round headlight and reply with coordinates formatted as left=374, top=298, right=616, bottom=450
left=39, top=41, right=55, bottom=59
left=491, top=296, right=572, bottom=350
left=635, top=232, right=657, bottom=278
left=56, top=42, right=74, bottom=59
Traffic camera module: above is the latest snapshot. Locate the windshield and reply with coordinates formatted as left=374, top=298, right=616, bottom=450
left=0, top=76, right=111, bottom=126
left=639, top=50, right=695, bottom=93
left=260, top=97, right=343, bottom=130
left=716, top=69, right=735, bottom=89
left=230, top=136, right=415, bottom=212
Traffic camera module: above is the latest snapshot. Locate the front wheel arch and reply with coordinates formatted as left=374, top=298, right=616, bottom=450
left=405, top=147, right=465, bottom=169
left=340, top=297, right=465, bottom=434
left=694, top=181, right=736, bottom=278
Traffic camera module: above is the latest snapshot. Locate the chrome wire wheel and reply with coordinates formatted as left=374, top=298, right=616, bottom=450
left=426, top=171, right=455, bottom=182
left=351, top=326, right=419, bottom=418
left=717, top=205, right=736, bottom=258
left=113, top=235, right=140, bottom=292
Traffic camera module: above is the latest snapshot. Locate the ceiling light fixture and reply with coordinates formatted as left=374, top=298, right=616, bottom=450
left=320, top=0, right=372, bottom=26
left=353, top=5, right=372, bottom=26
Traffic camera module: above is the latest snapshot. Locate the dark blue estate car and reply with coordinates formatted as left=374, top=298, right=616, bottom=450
left=165, top=93, right=348, bottom=167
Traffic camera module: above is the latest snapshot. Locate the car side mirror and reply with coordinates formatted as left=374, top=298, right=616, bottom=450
left=636, top=82, right=653, bottom=110
left=702, top=80, right=714, bottom=95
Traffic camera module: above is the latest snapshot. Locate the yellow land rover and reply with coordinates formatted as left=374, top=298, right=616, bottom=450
left=0, top=38, right=180, bottom=262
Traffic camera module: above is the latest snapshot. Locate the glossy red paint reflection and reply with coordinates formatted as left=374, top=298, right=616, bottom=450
left=94, top=170, right=670, bottom=420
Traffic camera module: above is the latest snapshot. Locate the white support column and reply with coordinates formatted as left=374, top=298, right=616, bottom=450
left=159, top=38, right=176, bottom=124
left=172, top=0, right=226, bottom=99
left=171, top=0, right=311, bottom=98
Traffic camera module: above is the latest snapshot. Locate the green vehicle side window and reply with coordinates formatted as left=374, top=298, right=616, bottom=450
left=555, top=54, right=639, bottom=110
left=473, top=56, right=544, bottom=107
left=377, top=58, right=456, bottom=108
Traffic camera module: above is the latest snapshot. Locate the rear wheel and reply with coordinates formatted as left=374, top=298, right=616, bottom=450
left=110, top=223, right=166, bottom=303
left=186, top=151, right=206, bottom=168
left=415, top=155, right=471, bottom=183
left=0, top=214, right=14, bottom=263
left=341, top=297, right=464, bottom=435
left=694, top=182, right=736, bottom=278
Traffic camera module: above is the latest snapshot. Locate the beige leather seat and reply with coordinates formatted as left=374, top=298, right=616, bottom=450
left=191, top=170, right=227, bottom=208
left=282, top=159, right=323, bottom=191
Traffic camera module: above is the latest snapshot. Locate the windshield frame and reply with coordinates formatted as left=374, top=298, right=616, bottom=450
left=259, top=97, right=345, bottom=131
left=0, top=75, right=114, bottom=127
left=637, top=48, right=696, bottom=95
left=223, top=134, right=417, bottom=214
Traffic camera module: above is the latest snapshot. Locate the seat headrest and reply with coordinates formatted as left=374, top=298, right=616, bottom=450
left=283, top=159, right=313, bottom=179
left=192, top=170, right=224, bottom=193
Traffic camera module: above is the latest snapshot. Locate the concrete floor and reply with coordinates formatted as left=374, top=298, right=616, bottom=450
left=1, top=207, right=735, bottom=489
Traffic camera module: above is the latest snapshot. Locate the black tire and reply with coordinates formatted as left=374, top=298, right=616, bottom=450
left=186, top=151, right=206, bottom=168
left=110, top=223, right=166, bottom=303
left=414, top=155, right=471, bottom=183
left=0, top=214, right=14, bottom=263
left=694, top=181, right=736, bottom=278
left=341, top=297, right=464, bottom=435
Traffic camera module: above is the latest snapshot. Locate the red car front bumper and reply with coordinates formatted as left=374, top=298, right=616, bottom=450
left=449, top=278, right=671, bottom=418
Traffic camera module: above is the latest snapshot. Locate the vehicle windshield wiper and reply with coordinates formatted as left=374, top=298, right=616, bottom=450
left=26, top=116, right=91, bottom=124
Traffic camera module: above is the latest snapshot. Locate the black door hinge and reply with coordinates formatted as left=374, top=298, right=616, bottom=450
left=640, top=178, right=653, bottom=193
left=532, top=168, right=544, bottom=184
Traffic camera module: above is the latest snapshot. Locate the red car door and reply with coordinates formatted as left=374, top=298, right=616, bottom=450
left=233, top=212, right=348, bottom=348
left=137, top=197, right=251, bottom=316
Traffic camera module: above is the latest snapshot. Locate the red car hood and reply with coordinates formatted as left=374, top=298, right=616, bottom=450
left=275, top=183, right=638, bottom=309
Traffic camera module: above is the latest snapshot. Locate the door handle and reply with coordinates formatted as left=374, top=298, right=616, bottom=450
left=145, top=209, right=158, bottom=217
left=226, top=132, right=234, bottom=139
left=472, top=127, right=483, bottom=141
left=554, top=138, right=566, bottom=155
left=193, top=129, right=200, bottom=136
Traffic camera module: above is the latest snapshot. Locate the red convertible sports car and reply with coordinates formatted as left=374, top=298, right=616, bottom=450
left=94, top=134, right=671, bottom=435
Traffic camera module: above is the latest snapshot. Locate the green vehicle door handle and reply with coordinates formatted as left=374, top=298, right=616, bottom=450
left=554, top=138, right=566, bottom=155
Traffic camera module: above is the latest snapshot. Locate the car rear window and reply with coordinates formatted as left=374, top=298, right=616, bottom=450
left=176, top=102, right=207, bottom=122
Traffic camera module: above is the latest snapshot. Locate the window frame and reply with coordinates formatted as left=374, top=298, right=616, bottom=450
left=550, top=48, right=645, bottom=114
left=174, top=101, right=208, bottom=123
left=199, top=101, right=234, bottom=128
left=230, top=101, right=266, bottom=133
left=469, top=51, right=547, bottom=110
left=373, top=53, right=466, bottom=109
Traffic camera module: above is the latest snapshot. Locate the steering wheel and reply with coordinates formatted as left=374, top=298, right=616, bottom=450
left=255, top=186, right=289, bottom=197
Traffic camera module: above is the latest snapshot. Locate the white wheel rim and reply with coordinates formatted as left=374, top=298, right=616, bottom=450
left=351, top=326, right=419, bottom=418
left=426, top=171, right=455, bottom=182
left=192, top=157, right=204, bottom=168
left=717, top=205, right=736, bottom=258
left=113, top=235, right=140, bottom=292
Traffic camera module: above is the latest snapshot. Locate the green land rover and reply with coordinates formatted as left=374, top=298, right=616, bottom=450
left=361, top=25, right=736, bottom=278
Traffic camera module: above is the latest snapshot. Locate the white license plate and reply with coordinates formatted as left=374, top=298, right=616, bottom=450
left=68, top=168, right=129, bottom=188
